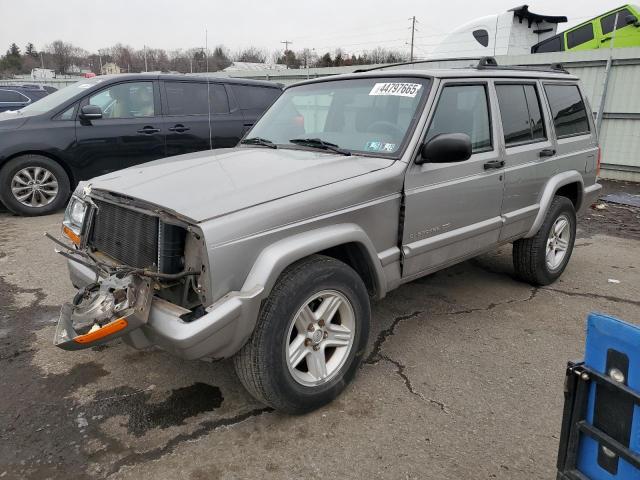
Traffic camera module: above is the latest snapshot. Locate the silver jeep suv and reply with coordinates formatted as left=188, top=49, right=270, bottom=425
left=51, top=58, right=601, bottom=413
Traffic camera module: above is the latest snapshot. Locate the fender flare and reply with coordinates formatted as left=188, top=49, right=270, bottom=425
left=524, top=170, right=584, bottom=238
left=241, top=223, right=387, bottom=299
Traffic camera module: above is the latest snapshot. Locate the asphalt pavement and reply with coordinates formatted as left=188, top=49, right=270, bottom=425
left=1, top=181, right=638, bottom=480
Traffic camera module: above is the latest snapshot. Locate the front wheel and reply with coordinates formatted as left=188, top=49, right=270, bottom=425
left=513, top=196, right=576, bottom=286
left=0, top=154, right=70, bottom=216
left=234, top=255, right=370, bottom=414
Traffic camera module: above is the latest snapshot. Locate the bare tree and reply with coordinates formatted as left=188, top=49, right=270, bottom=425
left=46, top=40, right=77, bottom=74
left=234, top=46, right=268, bottom=63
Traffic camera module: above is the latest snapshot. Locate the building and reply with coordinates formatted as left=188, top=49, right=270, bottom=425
left=101, top=63, right=121, bottom=75
left=223, top=62, right=287, bottom=73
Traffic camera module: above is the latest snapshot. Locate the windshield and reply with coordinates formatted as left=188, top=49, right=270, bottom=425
left=246, top=77, right=430, bottom=157
left=17, top=77, right=107, bottom=115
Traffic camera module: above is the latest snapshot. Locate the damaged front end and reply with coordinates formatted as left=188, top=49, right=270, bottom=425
left=49, top=186, right=211, bottom=351
left=55, top=274, right=153, bottom=350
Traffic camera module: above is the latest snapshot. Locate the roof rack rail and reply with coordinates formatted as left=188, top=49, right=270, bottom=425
left=476, top=56, right=570, bottom=74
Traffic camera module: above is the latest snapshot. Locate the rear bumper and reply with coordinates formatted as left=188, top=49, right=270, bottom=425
left=66, top=259, right=263, bottom=360
left=580, top=182, right=603, bottom=214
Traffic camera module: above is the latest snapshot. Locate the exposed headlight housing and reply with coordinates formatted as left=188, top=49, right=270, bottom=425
left=62, top=196, right=87, bottom=245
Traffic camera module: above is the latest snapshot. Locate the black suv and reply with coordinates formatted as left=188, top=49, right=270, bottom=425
left=0, top=74, right=282, bottom=216
left=0, top=84, right=55, bottom=113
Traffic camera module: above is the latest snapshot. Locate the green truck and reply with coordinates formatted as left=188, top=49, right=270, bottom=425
left=532, top=4, right=640, bottom=53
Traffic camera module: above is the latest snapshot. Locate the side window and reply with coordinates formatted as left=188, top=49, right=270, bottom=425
left=89, top=82, right=155, bottom=119
left=495, top=84, right=546, bottom=146
left=165, top=82, right=208, bottom=116
left=601, top=9, right=634, bottom=35
left=231, top=85, right=280, bottom=110
left=544, top=84, right=590, bottom=138
left=425, top=84, right=492, bottom=154
left=0, top=89, right=28, bottom=102
left=58, top=105, right=76, bottom=120
left=566, top=23, right=594, bottom=49
left=532, top=35, right=563, bottom=53
left=209, top=84, right=230, bottom=114
left=473, top=29, right=489, bottom=47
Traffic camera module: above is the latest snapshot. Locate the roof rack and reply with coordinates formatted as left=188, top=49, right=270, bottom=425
left=476, top=56, right=570, bottom=74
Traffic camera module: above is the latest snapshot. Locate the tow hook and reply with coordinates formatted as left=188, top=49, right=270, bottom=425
left=54, top=274, right=153, bottom=350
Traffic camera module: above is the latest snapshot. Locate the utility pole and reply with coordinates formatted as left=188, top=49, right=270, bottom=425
left=143, top=45, right=148, bottom=72
left=40, top=52, right=45, bottom=69
left=596, top=11, right=620, bottom=135
left=205, top=28, right=209, bottom=73
left=409, top=16, right=416, bottom=62
left=281, top=40, right=293, bottom=69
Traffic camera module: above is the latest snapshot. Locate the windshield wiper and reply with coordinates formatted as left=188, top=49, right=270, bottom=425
left=289, top=138, right=351, bottom=156
left=240, top=137, right=277, bottom=149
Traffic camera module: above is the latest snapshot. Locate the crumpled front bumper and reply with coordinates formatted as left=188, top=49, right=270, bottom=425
left=62, top=258, right=263, bottom=360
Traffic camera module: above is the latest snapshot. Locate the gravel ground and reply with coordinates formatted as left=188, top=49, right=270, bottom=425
left=0, top=180, right=638, bottom=480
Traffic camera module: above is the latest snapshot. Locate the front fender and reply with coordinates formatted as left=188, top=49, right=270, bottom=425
left=524, top=170, right=584, bottom=238
left=242, top=223, right=386, bottom=298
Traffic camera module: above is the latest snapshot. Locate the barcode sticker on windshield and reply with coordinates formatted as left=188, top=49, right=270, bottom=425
left=369, top=83, right=421, bottom=98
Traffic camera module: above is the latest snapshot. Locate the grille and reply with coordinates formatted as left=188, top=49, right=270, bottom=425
left=89, top=199, right=159, bottom=270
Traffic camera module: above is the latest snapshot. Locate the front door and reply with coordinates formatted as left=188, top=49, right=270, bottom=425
left=72, top=80, right=165, bottom=178
left=401, top=81, right=505, bottom=279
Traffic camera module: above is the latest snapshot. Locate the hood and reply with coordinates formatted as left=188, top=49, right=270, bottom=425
left=89, top=147, right=395, bottom=223
left=0, top=111, right=29, bottom=130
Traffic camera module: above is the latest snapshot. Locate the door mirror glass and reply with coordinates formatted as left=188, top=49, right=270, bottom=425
left=417, top=133, right=472, bottom=164
left=79, top=104, right=103, bottom=120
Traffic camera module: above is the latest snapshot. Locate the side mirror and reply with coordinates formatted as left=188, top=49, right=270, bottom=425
left=416, top=133, right=472, bottom=165
left=79, top=104, right=102, bottom=121
left=626, top=14, right=640, bottom=27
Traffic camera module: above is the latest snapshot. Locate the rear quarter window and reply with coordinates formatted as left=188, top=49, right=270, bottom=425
left=231, top=85, right=281, bottom=110
left=544, top=84, right=590, bottom=138
left=566, top=23, right=594, bottom=49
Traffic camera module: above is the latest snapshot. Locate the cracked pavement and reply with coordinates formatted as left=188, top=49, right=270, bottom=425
left=1, top=185, right=639, bottom=479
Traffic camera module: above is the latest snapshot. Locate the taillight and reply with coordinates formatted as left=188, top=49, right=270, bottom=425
left=596, top=146, right=602, bottom=177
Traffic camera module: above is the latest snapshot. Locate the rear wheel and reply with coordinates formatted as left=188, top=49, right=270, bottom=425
left=234, top=255, right=370, bottom=414
left=0, top=154, right=70, bottom=216
left=513, top=196, right=576, bottom=286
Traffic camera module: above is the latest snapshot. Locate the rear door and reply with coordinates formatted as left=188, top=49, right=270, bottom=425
left=72, top=80, right=165, bottom=177
left=229, top=84, right=281, bottom=136
left=209, top=83, right=244, bottom=148
left=401, top=80, right=505, bottom=279
left=162, top=80, right=212, bottom=157
left=494, top=81, right=555, bottom=240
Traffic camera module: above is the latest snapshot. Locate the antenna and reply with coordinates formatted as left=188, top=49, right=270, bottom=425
left=205, top=27, right=213, bottom=150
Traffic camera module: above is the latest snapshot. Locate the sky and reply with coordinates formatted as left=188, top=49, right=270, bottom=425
left=0, top=0, right=628, bottom=57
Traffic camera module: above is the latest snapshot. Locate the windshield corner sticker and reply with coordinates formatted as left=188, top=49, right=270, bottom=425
left=369, top=82, right=421, bottom=98
left=366, top=141, right=396, bottom=152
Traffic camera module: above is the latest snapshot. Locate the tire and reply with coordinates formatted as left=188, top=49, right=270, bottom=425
left=513, top=196, right=576, bottom=286
left=0, top=154, right=70, bottom=216
left=234, top=255, right=370, bottom=414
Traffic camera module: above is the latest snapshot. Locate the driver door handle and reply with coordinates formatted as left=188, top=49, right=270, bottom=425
left=484, top=160, right=505, bottom=170
left=539, top=148, right=556, bottom=158
left=168, top=124, right=191, bottom=133
left=137, top=126, right=160, bottom=134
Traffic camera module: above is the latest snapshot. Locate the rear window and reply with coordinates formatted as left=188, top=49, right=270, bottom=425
left=231, top=85, right=280, bottom=110
left=532, top=35, right=563, bottom=53
left=566, top=23, right=594, bottom=49
left=165, top=82, right=208, bottom=115
left=544, top=84, right=590, bottom=138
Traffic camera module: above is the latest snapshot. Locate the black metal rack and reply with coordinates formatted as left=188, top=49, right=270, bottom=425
left=476, top=56, right=570, bottom=74
left=557, top=361, right=640, bottom=479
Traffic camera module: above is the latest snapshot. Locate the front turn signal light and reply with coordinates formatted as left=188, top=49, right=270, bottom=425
left=62, top=225, right=81, bottom=246
left=73, top=317, right=128, bottom=344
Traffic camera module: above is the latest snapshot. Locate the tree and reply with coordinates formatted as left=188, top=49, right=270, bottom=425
left=25, top=43, right=37, bottom=58
left=234, top=46, right=268, bottom=63
left=209, top=46, right=232, bottom=72
left=1, top=43, right=22, bottom=73
left=47, top=40, right=77, bottom=74
left=276, top=50, right=301, bottom=69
